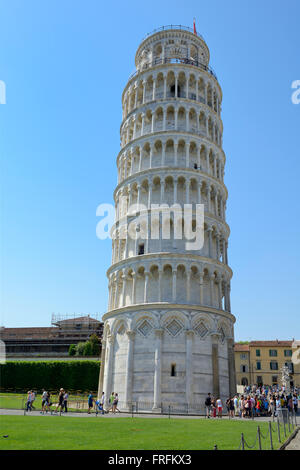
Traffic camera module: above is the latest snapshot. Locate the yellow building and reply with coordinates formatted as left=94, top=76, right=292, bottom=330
left=234, top=340, right=300, bottom=388
left=234, top=343, right=250, bottom=386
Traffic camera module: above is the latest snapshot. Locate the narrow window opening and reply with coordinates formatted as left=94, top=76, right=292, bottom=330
left=171, top=364, right=176, bottom=377
left=138, top=243, right=144, bottom=255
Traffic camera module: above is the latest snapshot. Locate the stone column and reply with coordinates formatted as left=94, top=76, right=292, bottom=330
left=153, top=329, right=164, bottom=411
left=172, top=268, right=177, bottom=302
left=186, top=270, right=191, bottom=303
left=175, top=75, right=178, bottom=98
left=163, top=75, right=167, bottom=99
left=207, top=228, right=212, bottom=257
left=114, top=276, right=120, bottom=309
left=185, top=330, right=194, bottom=407
left=132, top=272, right=137, bottom=304
left=97, top=338, right=106, bottom=400
left=185, top=179, right=190, bottom=204
left=209, top=274, right=215, bottom=306
left=174, top=142, right=178, bottom=166
left=149, top=144, right=153, bottom=168
left=199, top=272, right=204, bottom=305
left=185, top=143, right=190, bottom=167
left=152, top=79, right=156, bottom=101
left=197, top=180, right=201, bottom=204
left=142, top=80, right=146, bottom=104
left=104, top=335, right=115, bottom=408
left=158, top=269, right=162, bottom=302
left=151, top=113, right=155, bottom=133
left=124, top=330, right=136, bottom=409
left=141, top=113, right=145, bottom=136
left=227, top=338, right=236, bottom=397
left=211, top=334, right=220, bottom=398
left=122, top=271, right=127, bottom=307
left=173, top=177, right=178, bottom=204
left=148, top=182, right=153, bottom=209
left=162, top=143, right=166, bottom=166
left=144, top=271, right=150, bottom=303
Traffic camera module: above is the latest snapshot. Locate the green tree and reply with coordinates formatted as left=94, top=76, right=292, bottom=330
left=89, top=334, right=100, bottom=356
left=75, top=342, right=86, bottom=356
left=83, top=341, right=93, bottom=356
left=68, top=344, right=76, bottom=356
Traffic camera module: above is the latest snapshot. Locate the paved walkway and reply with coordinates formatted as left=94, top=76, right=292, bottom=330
left=0, top=408, right=276, bottom=422
left=285, top=429, right=300, bottom=450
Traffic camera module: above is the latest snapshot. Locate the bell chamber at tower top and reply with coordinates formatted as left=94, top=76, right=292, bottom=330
left=134, top=26, right=211, bottom=74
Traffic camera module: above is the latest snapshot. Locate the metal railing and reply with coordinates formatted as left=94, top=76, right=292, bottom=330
left=212, top=409, right=298, bottom=450
left=140, top=25, right=205, bottom=43
left=128, top=57, right=218, bottom=82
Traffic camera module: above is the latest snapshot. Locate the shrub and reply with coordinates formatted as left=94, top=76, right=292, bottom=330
left=0, top=361, right=100, bottom=392
left=68, top=344, right=76, bottom=356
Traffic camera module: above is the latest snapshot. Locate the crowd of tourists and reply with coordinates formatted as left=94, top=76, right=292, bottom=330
left=205, top=385, right=299, bottom=419
left=25, top=389, right=120, bottom=415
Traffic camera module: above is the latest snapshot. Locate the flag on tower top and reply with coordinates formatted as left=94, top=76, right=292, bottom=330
left=193, top=18, right=197, bottom=35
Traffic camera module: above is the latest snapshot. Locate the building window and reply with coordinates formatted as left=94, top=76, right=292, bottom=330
left=269, top=349, right=277, bottom=357
left=256, top=349, right=260, bottom=357
left=284, top=350, right=292, bottom=357
left=257, top=376, right=263, bottom=386
left=241, top=377, right=248, bottom=386
left=138, top=244, right=144, bottom=255
left=272, top=376, right=278, bottom=384
left=240, top=365, right=247, bottom=373
left=240, top=353, right=247, bottom=360
left=171, top=364, right=177, bottom=377
left=285, top=362, right=294, bottom=374
left=270, top=361, right=278, bottom=370
left=256, top=361, right=261, bottom=370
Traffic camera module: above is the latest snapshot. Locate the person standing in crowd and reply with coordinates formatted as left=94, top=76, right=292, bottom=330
left=107, top=392, right=115, bottom=413
left=216, top=398, right=223, bottom=418
left=63, top=390, right=68, bottom=413
left=211, top=396, right=217, bottom=418
left=26, top=391, right=32, bottom=412
left=30, top=390, right=36, bottom=410
left=55, top=388, right=65, bottom=413
left=293, top=393, right=298, bottom=413
left=41, top=389, right=48, bottom=414
left=234, top=395, right=239, bottom=417
left=205, top=393, right=212, bottom=418
left=100, top=391, right=105, bottom=415
left=88, top=392, right=94, bottom=414
left=112, top=393, right=119, bottom=413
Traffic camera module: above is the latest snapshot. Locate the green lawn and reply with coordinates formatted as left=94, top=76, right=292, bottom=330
left=0, top=415, right=289, bottom=450
left=0, top=393, right=90, bottom=412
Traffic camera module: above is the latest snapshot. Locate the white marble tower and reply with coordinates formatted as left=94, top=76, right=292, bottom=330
left=98, top=26, right=236, bottom=412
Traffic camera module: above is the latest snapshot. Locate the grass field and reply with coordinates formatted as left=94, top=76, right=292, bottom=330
left=0, top=415, right=289, bottom=450
left=0, top=392, right=91, bottom=412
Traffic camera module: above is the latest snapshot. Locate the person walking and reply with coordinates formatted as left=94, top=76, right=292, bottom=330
left=205, top=393, right=212, bottom=418
left=30, top=391, right=36, bottom=410
left=216, top=398, right=223, bottom=418
left=100, top=391, right=105, bottom=415
left=112, top=393, right=119, bottom=413
left=88, top=392, right=94, bottom=414
left=55, top=388, right=64, bottom=413
left=63, top=391, right=69, bottom=413
left=41, top=389, right=48, bottom=414
left=26, top=391, right=32, bottom=412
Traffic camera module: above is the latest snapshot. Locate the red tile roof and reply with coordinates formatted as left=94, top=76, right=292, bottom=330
left=249, top=340, right=292, bottom=347
left=234, top=344, right=250, bottom=352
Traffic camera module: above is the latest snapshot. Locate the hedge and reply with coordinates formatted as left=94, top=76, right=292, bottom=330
left=0, top=361, right=100, bottom=392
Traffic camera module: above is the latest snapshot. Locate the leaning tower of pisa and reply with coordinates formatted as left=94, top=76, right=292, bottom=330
left=98, top=26, right=236, bottom=412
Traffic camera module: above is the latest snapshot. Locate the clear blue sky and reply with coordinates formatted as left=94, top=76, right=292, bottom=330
left=1, top=0, right=299, bottom=341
